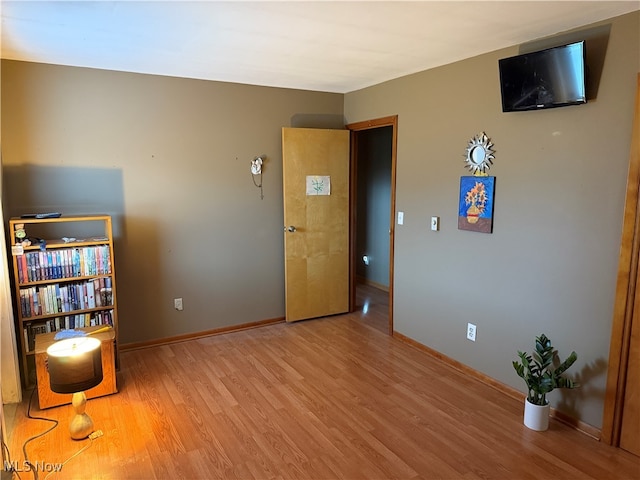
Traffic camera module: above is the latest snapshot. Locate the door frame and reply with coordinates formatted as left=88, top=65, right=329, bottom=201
left=602, top=74, right=640, bottom=446
left=346, top=115, right=398, bottom=335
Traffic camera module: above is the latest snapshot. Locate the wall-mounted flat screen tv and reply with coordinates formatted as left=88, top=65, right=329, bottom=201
left=499, top=41, right=586, bottom=112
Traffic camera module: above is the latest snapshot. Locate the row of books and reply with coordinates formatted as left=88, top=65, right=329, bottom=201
left=15, top=246, right=112, bottom=284
left=22, top=310, right=114, bottom=352
left=19, top=277, right=113, bottom=319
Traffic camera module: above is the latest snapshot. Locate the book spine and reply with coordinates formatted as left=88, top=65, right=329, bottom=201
left=41, top=286, right=50, bottom=315
left=93, top=279, right=102, bottom=307
left=97, top=247, right=104, bottom=275
left=86, top=281, right=96, bottom=308
left=91, top=248, right=97, bottom=275
left=69, top=284, right=77, bottom=311
left=104, top=277, right=113, bottom=306
left=33, top=253, right=41, bottom=281
left=54, top=251, right=60, bottom=280
left=44, top=252, right=50, bottom=280
left=20, top=289, right=27, bottom=318
left=105, top=246, right=112, bottom=274
left=55, top=284, right=62, bottom=313
left=38, top=252, right=45, bottom=281
left=45, top=285, right=53, bottom=315
left=27, top=325, right=35, bottom=352
left=73, top=249, right=80, bottom=277
left=32, top=287, right=39, bottom=316
left=63, top=250, right=70, bottom=278
left=21, top=254, right=28, bottom=283
left=81, top=248, right=88, bottom=276
left=17, top=255, right=24, bottom=283
left=50, top=252, right=57, bottom=279
left=26, top=253, right=33, bottom=282
left=63, top=286, right=70, bottom=313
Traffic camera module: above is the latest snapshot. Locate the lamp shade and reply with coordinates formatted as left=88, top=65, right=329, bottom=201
left=47, top=337, right=103, bottom=394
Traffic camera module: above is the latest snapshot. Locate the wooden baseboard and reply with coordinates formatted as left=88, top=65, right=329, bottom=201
left=120, top=316, right=285, bottom=351
left=551, top=409, right=601, bottom=440
left=393, top=330, right=602, bottom=440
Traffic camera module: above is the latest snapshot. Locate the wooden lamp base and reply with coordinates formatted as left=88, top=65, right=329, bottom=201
left=69, top=392, right=94, bottom=440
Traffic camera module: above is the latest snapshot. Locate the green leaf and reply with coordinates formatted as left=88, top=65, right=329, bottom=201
left=554, top=351, right=578, bottom=376
left=513, top=334, right=579, bottom=402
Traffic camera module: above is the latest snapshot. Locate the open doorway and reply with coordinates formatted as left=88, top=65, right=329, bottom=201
left=347, top=116, right=398, bottom=335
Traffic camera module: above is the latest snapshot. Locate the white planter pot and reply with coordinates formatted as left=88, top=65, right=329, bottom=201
left=523, top=398, right=550, bottom=431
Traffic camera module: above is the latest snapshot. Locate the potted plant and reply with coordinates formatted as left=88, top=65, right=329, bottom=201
left=512, top=333, right=579, bottom=431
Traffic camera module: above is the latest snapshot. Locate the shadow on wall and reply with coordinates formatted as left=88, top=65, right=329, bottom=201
left=2, top=164, right=126, bottom=279
left=290, top=114, right=346, bottom=129
left=2, top=164, right=178, bottom=345
left=2, top=164, right=125, bottom=235
left=112, top=214, right=160, bottom=344
left=556, top=357, right=608, bottom=421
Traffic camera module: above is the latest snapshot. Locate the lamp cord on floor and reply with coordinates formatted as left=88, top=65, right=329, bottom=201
left=18, top=388, right=101, bottom=480
left=21, top=388, right=59, bottom=480
left=42, top=435, right=98, bottom=480
left=2, top=437, right=23, bottom=480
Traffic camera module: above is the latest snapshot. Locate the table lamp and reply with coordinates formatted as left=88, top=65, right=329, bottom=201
left=46, top=337, right=103, bottom=440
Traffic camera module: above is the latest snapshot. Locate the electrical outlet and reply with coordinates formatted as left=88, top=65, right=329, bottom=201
left=431, top=216, right=440, bottom=231
left=398, top=211, right=404, bottom=225
left=174, top=298, right=183, bottom=311
left=467, top=323, right=477, bottom=342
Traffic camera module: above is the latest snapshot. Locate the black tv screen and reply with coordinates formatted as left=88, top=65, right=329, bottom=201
left=499, top=41, right=586, bottom=112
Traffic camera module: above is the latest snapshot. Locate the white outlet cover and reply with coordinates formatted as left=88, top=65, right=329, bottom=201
left=467, top=323, right=477, bottom=341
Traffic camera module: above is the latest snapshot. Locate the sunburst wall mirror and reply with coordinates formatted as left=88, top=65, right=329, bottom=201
left=464, top=132, right=495, bottom=175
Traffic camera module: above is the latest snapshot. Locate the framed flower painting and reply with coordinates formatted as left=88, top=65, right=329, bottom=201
left=458, top=176, right=495, bottom=233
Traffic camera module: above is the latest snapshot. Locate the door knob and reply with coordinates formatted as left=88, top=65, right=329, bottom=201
left=285, top=226, right=297, bottom=232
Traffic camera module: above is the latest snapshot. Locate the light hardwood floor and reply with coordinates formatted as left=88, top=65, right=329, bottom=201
left=7, top=286, right=640, bottom=479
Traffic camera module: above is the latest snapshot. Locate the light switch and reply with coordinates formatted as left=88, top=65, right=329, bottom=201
left=398, top=211, right=404, bottom=225
left=431, top=216, right=439, bottom=231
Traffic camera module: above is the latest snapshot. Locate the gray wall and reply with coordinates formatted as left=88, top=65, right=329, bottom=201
left=345, top=11, right=639, bottom=429
left=1, top=61, right=344, bottom=345
left=356, top=127, right=392, bottom=288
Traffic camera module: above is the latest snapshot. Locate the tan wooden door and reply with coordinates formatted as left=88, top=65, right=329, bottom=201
left=620, top=265, right=640, bottom=455
left=282, top=127, right=350, bottom=322
left=604, top=74, right=640, bottom=456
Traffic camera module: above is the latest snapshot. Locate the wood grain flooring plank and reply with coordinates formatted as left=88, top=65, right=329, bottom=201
left=7, top=286, right=640, bottom=479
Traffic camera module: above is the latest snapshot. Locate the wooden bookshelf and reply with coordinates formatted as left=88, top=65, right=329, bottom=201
left=8, top=214, right=119, bottom=389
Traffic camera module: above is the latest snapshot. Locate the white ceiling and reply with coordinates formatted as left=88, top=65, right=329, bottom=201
left=1, top=1, right=638, bottom=94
